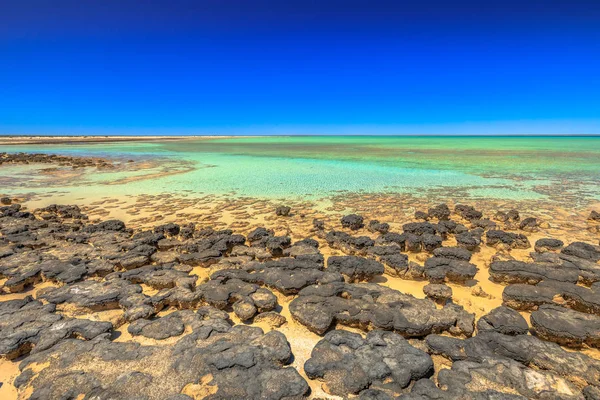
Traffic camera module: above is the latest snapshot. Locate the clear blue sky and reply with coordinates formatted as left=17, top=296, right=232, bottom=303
left=1, top=0, right=599, bottom=135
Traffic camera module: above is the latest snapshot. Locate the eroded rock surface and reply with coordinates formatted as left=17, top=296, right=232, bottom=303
left=530, top=304, right=600, bottom=348
left=289, top=282, right=474, bottom=337
left=305, top=330, right=433, bottom=397
left=16, top=325, right=309, bottom=400
left=0, top=296, right=112, bottom=359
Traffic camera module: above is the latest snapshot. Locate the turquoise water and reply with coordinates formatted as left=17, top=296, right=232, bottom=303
left=2, top=136, right=600, bottom=203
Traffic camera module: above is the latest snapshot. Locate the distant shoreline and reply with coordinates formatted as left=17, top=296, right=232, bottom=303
left=0, top=135, right=250, bottom=145
left=0, top=134, right=599, bottom=146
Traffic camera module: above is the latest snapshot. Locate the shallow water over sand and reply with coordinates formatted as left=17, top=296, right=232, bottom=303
left=2, top=136, right=600, bottom=205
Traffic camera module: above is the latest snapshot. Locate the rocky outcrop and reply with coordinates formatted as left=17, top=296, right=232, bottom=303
left=15, top=325, right=309, bottom=400
left=423, top=256, right=478, bottom=283
left=476, top=306, right=529, bottom=335
left=289, top=282, right=474, bottom=337
left=530, top=304, right=600, bottom=348
left=327, top=255, right=384, bottom=282
left=341, top=214, right=364, bottom=230
left=368, top=220, right=390, bottom=234
left=0, top=296, right=112, bottom=359
left=304, top=330, right=433, bottom=397
left=562, top=241, right=600, bottom=262
left=423, top=283, right=452, bottom=303
left=426, top=330, right=600, bottom=398
left=211, top=257, right=343, bottom=295
left=486, top=229, right=530, bottom=249
left=502, top=280, right=600, bottom=314
left=489, top=260, right=579, bottom=284
left=534, top=237, right=564, bottom=253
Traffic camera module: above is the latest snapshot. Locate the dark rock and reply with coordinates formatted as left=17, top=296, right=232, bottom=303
left=455, top=204, right=483, bottom=221
left=211, top=257, right=342, bottom=295
left=404, top=233, right=422, bottom=252
left=118, top=264, right=197, bottom=290
left=534, top=238, right=564, bottom=253
left=402, top=222, right=438, bottom=236
left=304, top=330, right=433, bottom=397
left=247, top=227, right=273, bottom=244
left=326, top=230, right=375, bottom=254
left=424, top=257, right=478, bottom=284
left=37, top=204, right=86, bottom=220
left=519, top=217, right=539, bottom=232
left=368, top=220, right=390, bottom=234
left=289, top=282, right=474, bottom=337
left=156, top=277, right=278, bottom=321
left=327, top=255, right=385, bottom=282
left=154, top=222, right=180, bottom=236
left=0, top=296, right=112, bottom=359
left=341, top=214, right=364, bottom=230
left=438, top=219, right=468, bottom=234
left=313, top=218, right=325, bottom=230
left=584, top=386, right=600, bottom=400
left=421, top=234, right=443, bottom=252
left=83, top=219, right=126, bottom=233
left=531, top=251, right=600, bottom=285
left=15, top=324, right=308, bottom=399
left=40, top=259, right=113, bottom=284
left=414, top=211, right=429, bottom=220
left=456, top=231, right=481, bottom=251
left=294, top=238, right=319, bottom=248
left=486, top=230, right=530, bottom=249
left=471, top=218, right=497, bottom=231
left=378, top=252, right=410, bottom=276
left=432, top=246, right=472, bottom=261
left=562, top=241, right=600, bottom=262
left=376, top=232, right=406, bottom=248
left=589, top=211, right=600, bottom=222
left=395, top=377, right=527, bottom=399
left=254, top=311, right=287, bottom=328
left=275, top=205, right=291, bottom=216
left=265, top=236, right=292, bottom=256
left=428, top=204, right=451, bottom=220
left=423, top=283, right=452, bottom=303
left=489, top=260, right=579, bottom=285
left=496, top=209, right=520, bottom=223
left=37, top=277, right=157, bottom=321
left=127, top=309, right=217, bottom=340
left=476, top=306, right=529, bottom=335
left=530, top=304, right=600, bottom=348
left=426, top=331, right=600, bottom=396
left=502, top=280, right=600, bottom=314
left=0, top=197, right=11, bottom=205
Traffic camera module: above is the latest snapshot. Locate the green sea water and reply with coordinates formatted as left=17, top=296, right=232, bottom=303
left=2, top=136, right=600, bottom=204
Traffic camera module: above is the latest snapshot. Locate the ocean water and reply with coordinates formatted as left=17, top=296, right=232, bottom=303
left=2, top=136, right=600, bottom=203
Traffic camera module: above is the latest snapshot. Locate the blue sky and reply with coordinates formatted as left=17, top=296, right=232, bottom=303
left=1, top=0, right=599, bottom=135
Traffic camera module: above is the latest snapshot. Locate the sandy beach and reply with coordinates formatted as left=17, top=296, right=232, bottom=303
left=1, top=148, right=600, bottom=399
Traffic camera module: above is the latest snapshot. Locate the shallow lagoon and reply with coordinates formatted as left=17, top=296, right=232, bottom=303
left=2, top=136, right=600, bottom=204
